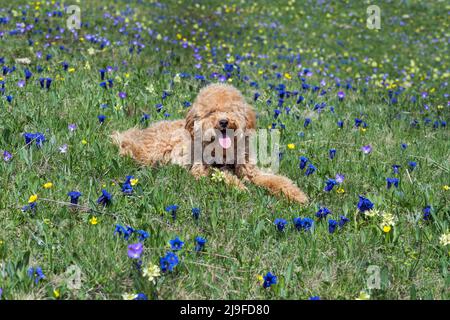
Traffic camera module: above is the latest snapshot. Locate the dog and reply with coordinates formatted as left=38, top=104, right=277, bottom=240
left=111, top=83, right=308, bottom=204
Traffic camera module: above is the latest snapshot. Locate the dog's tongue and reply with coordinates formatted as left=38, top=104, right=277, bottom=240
left=219, top=133, right=232, bottom=149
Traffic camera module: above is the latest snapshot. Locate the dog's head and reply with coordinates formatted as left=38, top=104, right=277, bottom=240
left=185, top=84, right=256, bottom=148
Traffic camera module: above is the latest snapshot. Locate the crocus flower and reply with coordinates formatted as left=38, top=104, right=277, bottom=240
left=357, top=196, right=374, bottom=212
left=127, top=243, right=143, bottom=259
left=263, top=272, right=277, bottom=288
left=274, top=218, right=287, bottom=232
left=328, top=219, right=338, bottom=233
left=67, top=191, right=82, bottom=205
left=68, top=123, right=77, bottom=132
left=169, top=237, right=184, bottom=251
left=195, top=236, right=207, bottom=251
left=97, top=189, right=112, bottom=206
left=361, top=145, right=372, bottom=154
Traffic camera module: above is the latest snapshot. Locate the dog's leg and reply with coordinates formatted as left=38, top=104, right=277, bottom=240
left=222, top=171, right=248, bottom=191
left=237, top=165, right=308, bottom=204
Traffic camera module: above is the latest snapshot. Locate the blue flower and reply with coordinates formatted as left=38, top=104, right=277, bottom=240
left=165, top=205, right=179, bottom=220
left=329, top=149, right=336, bottom=159
left=192, top=207, right=201, bottom=220
left=97, top=189, right=112, bottom=206
left=22, top=202, right=37, bottom=213
left=357, top=196, right=374, bottom=212
left=305, top=163, right=316, bottom=176
left=195, top=236, right=207, bottom=252
left=23, top=132, right=46, bottom=148
left=392, top=165, right=401, bottom=174
left=274, top=218, right=287, bottom=232
left=386, top=177, right=399, bottom=189
left=324, top=179, right=337, bottom=192
left=338, top=215, right=350, bottom=228
left=316, top=207, right=331, bottom=219
left=114, top=224, right=134, bottom=240
left=293, top=217, right=314, bottom=231
left=67, top=191, right=82, bottom=205
left=304, top=118, right=311, bottom=128
left=136, top=230, right=150, bottom=242
left=408, top=161, right=417, bottom=171
left=299, top=156, right=309, bottom=170
left=309, top=296, right=321, bottom=300
left=337, top=120, right=344, bottom=128
left=328, top=219, right=338, bottom=233
left=134, top=293, right=148, bottom=300
left=160, top=251, right=179, bottom=273
left=98, top=114, right=106, bottom=123
left=262, top=272, right=277, bottom=288
left=169, top=236, right=185, bottom=251
left=122, top=175, right=134, bottom=194
left=28, top=267, right=45, bottom=284
left=422, top=206, right=431, bottom=221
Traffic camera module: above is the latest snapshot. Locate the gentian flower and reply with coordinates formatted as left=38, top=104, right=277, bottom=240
left=386, top=177, right=399, bottom=189
left=293, top=217, right=314, bottom=231
left=309, top=296, right=321, bottom=300
left=160, top=252, right=179, bottom=272
left=329, top=149, right=336, bottom=159
left=274, top=218, right=287, bottom=232
left=136, top=230, right=150, bottom=242
left=316, top=207, right=331, bottom=219
left=165, top=205, right=179, bottom=220
left=97, top=189, right=112, bottom=206
left=67, top=191, right=82, bottom=205
left=122, top=176, right=134, bottom=194
left=392, top=165, right=401, bottom=174
left=127, top=243, right=144, bottom=259
left=408, top=161, right=417, bottom=171
left=328, top=219, right=338, bottom=233
left=305, top=163, right=316, bottom=176
left=98, top=115, right=106, bottom=123
left=134, top=293, right=148, bottom=300
left=299, top=156, right=309, bottom=170
left=338, top=215, right=350, bottom=228
left=422, top=206, right=431, bottom=221
left=324, top=179, right=337, bottom=192
left=262, top=272, right=277, bottom=288
left=24, top=68, right=32, bottom=80
left=192, top=207, right=201, bottom=220
left=357, top=196, right=374, bottom=212
left=28, top=267, right=45, bottom=284
left=304, top=118, right=311, bottom=128
left=169, top=237, right=185, bottom=251
left=195, top=236, right=207, bottom=251
left=114, top=224, right=134, bottom=240
left=337, top=120, right=344, bottom=128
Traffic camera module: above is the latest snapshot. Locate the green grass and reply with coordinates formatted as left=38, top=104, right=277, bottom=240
left=0, top=0, right=449, bottom=300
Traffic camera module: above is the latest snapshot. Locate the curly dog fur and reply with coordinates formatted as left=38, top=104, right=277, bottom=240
left=111, top=83, right=308, bottom=204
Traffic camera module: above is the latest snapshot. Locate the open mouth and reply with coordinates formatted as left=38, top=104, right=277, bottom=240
left=218, top=129, right=232, bottom=149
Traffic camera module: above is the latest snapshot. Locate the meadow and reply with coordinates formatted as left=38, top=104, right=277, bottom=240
left=0, top=0, right=449, bottom=300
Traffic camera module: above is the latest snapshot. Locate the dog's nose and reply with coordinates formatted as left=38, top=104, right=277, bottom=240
left=219, top=119, right=229, bottom=128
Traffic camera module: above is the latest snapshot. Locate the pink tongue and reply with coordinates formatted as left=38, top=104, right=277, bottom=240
left=219, top=135, right=232, bottom=149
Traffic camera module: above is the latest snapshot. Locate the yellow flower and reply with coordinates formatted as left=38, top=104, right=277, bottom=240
left=122, top=293, right=138, bottom=300
left=81, top=139, right=88, bottom=145
left=53, top=289, right=60, bottom=299
left=68, top=67, right=75, bottom=72
left=28, top=194, right=38, bottom=203
left=256, top=274, right=264, bottom=284
left=287, top=143, right=295, bottom=150
left=124, top=73, right=130, bottom=78
left=142, top=264, right=161, bottom=283
left=439, top=232, right=450, bottom=246
left=43, top=182, right=53, bottom=189
left=130, top=178, right=139, bottom=186
left=383, top=225, right=391, bottom=233
left=211, top=169, right=225, bottom=182
left=355, top=291, right=370, bottom=300
left=443, top=185, right=450, bottom=191
left=89, top=216, right=98, bottom=225
left=336, top=187, right=345, bottom=194
left=284, top=73, right=292, bottom=80
left=359, top=127, right=367, bottom=133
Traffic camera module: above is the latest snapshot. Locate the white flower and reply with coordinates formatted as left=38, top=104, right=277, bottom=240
left=439, top=232, right=450, bottom=246
left=142, top=264, right=161, bottom=283
left=122, top=293, right=138, bottom=300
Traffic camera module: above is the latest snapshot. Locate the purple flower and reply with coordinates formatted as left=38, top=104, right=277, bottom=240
left=59, top=144, right=68, bottom=153
left=68, top=123, right=77, bottom=132
left=361, top=145, right=372, bottom=154
left=337, top=91, right=345, bottom=100
left=118, top=91, right=127, bottom=99
left=17, top=80, right=26, bottom=88
left=3, top=150, right=12, bottom=162
left=127, top=243, right=143, bottom=259
left=335, top=174, right=345, bottom=184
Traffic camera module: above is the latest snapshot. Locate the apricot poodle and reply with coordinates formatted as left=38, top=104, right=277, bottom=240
left=111, top=83, right=308, bottom=204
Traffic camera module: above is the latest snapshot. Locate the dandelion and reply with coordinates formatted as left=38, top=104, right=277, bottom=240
left=336, top=187, right=345, bottom=194
left=442, top=185, right=449, bottom=191
left=274, top=218, right=287, bottom=232
left=53, top=289, right=60, bottom=299
left=169, top=237, right=185, bottom=251
left=127, top=243, right=144, bottom=259
left=43, top=182, right=53, bottom=189
left=262, top=272, right=277, bottom=288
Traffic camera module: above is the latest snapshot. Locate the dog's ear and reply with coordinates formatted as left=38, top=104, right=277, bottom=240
left=244, top=104, right=256, bottom=129
left=185, top=104, right=196, bottom=135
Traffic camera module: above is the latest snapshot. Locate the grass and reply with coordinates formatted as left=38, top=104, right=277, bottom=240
left=0, top=0, right=449, bottom=300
